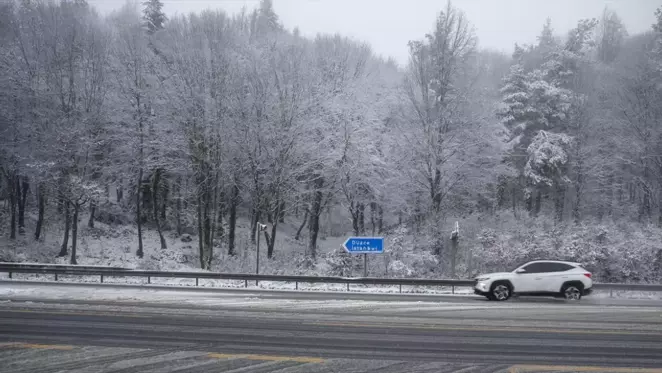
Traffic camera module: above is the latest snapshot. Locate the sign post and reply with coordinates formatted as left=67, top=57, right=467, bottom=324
left=342, top=237, right=384, bottom=277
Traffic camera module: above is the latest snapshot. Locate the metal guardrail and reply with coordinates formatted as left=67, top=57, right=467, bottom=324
left=1, top=262, right=661, bottom=294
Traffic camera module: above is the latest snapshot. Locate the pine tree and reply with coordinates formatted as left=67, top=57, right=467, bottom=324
left=252, top=0, right=282, bottom=38
left=596, top=8, right=627, bottom=64
left=537, top=18, right=555, bottom=49
left=142, top=0, right=166, bottom=34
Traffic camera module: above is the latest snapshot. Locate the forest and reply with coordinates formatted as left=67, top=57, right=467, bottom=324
left=1, top=0, right=662, bottom=283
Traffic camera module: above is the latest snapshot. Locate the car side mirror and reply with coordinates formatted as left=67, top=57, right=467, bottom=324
left=515, top=268, right=526, bottom=274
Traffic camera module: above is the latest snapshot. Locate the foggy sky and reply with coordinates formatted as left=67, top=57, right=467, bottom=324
left=88, top=0, right=660, bottom=64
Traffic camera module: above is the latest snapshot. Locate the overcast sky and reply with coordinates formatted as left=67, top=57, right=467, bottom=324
left=89, top=0, right=660, bottom=65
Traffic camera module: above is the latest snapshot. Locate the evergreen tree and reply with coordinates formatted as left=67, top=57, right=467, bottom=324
left=596, top=8, right=627, bottom=64
left=142, top=0, right=166, bottom=34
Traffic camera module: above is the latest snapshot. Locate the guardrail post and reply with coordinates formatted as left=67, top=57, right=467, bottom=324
left=296, top=282, right=298, bottom=290
left=347, top=283, right=349, bottom=291
left=8, top=272, right=11, bottom=279
left=610, top=289, right=613, bottom=298
left=100, top=275, right=104, bottom=283
left=55, top=273, right=58, bottom=281
left=399, top=284, right=402, bottom=293
left=148, top=276, right=151, bottom=284
left=452, top=285, right=455, bottom=294
left=196, top=278, right=199, bottom=286
left=245, top=280, right=248, bottom=288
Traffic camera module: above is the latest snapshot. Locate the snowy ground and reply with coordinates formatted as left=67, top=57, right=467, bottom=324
left=0, top=209, right=354, bottom=275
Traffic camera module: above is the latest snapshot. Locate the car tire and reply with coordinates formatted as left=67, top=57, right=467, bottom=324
left=490, top=281, right=512, bottom=301
left=562, top=283, right=583, bottom=301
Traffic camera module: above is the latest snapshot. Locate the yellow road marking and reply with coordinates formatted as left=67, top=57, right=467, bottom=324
left=0, top=342, right=74, bottom=350
left=509, top=364, right=662, bottom=373
left=207, top=352, right=324, bottom=364
left=314, top=321, right=662, bottom=337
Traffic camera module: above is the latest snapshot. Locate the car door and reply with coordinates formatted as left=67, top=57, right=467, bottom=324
left=511, top=262, right=545, bottom=293
left=531, top=262, right=562, bottom=292
left=540, top=263, right=575, bottom=292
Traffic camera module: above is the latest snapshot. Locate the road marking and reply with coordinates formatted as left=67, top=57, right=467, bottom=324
left=7, top=309, right=151, bottom=318
left=0, top=342, right=74, bottom=350
left=314, top=321, right=662, bottom=337
left=509, top=364, right=662, bottom=373
left=207, top=352, right=324, bottom=364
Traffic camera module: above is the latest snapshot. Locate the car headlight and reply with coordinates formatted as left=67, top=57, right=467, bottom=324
left=476, top=282, right=488, bottom=291
left=475, top=277, right=490, bottom=282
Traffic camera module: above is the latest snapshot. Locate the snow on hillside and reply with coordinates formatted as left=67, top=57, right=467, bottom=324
left=0, top=206, right=351, bottom=276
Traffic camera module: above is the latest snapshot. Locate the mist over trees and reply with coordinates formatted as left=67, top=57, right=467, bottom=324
left=1, top=0, right=662, bottom=282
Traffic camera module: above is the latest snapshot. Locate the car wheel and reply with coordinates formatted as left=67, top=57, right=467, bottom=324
left=490, top=282, right=511, bottom=301
left=562, top=284, right=583, bottom=301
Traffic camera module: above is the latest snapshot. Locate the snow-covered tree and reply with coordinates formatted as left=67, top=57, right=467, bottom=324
left=142, top=0, right=167, bottom=34
left=596, top=8, right=627, bottom=64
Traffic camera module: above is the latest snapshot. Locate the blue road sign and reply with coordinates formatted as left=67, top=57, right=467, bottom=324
left=342, top=237, right=384, bottom=254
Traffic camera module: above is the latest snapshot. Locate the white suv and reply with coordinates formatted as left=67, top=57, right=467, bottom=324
left=473, top=260, right=593, bottom=301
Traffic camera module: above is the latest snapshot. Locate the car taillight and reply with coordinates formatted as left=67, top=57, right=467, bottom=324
left=584, top=273, right=592, bottom=278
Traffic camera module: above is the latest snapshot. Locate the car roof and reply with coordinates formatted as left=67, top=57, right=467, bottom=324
left=525, top=260, right=581, bottom=266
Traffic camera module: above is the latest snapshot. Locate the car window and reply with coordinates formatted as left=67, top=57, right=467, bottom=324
left=549, top=263, right=575, bottom=272
left=529, top=262, right=575, bottom=273
left=521, top=262, right=546, bottom=273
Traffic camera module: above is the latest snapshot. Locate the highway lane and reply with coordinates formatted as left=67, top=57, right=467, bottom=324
left=1, top=283, right=662, bottom=372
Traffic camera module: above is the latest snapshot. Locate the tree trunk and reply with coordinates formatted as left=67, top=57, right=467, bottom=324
left=307, top=178, right=324, bottom=259
left=136, top=170, right=144, bottom=258
left=58, top=201, right=71, bottom=257
left=161, top=177, right=168, bottom=221
left=35, top=183, right=45, bottom=240
left=88, top=201, right=96, bottom=228
left=142, top=179, right=152, bottom=223
left=267, top=219, right=278, bottom=259
left=350, top=202, right=360, bottom=236
left=197, top=194, right=205, bottom=269
left=9, top=175, right=17, bottom=240
left=217, top=189, right=226, bottom=240
left=70, top=203, right=79, bottom=265
left=555, top=183, right=565, bottom=222
left=573, top=178, right=581, bottom=224
left=377, top=205, right=383, bottom=234
left=295, top=207, right=308, bottom=241
left=228, top=183, right=239, bottom=256
left=251, top=208, right=261, bottom=245
left=176, top=176, right=182, bottom=236
left=534, top=189, right=542, bottom=217
left=117, top=177, right=124, bottom=203
left=18, top=176, right=28, bottom=235
left=267, top=200, right=282, bottom=258
left=152, top=168, right=167, bottom=250
left=279, top=201, right=285, bottom=223
left=370, top=202, right=377, bottom=236
left=358, top=203, right=365, bottom=235
left=203, top=185, right=212, bottom=269
left=512, top=182, right=519, bottom=219
left=525, top=182, right=534, bottom=216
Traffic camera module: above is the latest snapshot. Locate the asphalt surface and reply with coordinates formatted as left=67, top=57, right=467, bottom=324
left=1, top=282, right=662, bottom=372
